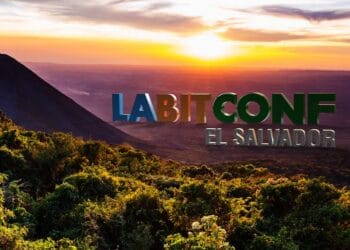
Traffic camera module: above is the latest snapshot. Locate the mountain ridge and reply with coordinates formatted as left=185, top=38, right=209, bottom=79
left=0, top=53, right=141, bottom=146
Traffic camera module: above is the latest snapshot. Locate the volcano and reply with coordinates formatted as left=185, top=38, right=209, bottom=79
left=0, top=54, right=138, bottom=145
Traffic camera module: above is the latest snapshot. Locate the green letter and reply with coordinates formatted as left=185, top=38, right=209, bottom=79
left=213, top=93, right=237, bottom=123
left=272, top=93, right=305, bottom=125
left=238, top=93, right=269, bottom=123
left=308, top=93, right=336, bottom=125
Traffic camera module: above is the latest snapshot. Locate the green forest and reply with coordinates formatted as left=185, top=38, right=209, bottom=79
left=0, top=111, right=349, bottom=250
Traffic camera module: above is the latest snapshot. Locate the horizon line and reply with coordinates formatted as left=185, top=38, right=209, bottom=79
left=24, top=61, right=350, bottom=72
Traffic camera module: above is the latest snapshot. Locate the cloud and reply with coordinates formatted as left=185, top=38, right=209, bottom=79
left=11, top=0, right=206, bottom=33
left=57, top=4, right=204, bottom=33
left=221, top=28, right=313, bottom=42
left=334, top=38, right=350, bottom=43
left=108, top=0, right=142, bottom=5
left=261, top=5, right=350, bottom=22
left=146, top=1, right=173, bottom=11
left=66, top=87, right=90, bottom=96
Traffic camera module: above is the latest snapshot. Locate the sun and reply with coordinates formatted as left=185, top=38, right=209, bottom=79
left=181, top=32, right=232, bottom=60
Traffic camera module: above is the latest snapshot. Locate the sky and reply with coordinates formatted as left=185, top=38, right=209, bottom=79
left=1, top=0, right=350, bottom=69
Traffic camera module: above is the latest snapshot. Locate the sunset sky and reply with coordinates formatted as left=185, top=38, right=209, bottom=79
left=1, top=0, right=350, bottom=69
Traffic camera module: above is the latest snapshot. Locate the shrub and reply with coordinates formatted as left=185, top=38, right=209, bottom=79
left=173, top=182, right=231, bottom=231
left=0, top=146, right=26, bottom=176
left=34, top=183, right=83, bottom=238
left=182, top=165, right=215, bottom=178
left=260, top=181, right=300, bottom=217
left=220, top=172, right=233, bottom=180
left=227, top=164, right=268, bottom=178
left=164, top=215, right=235, bottom=250
left=226, top=186, right=252, bottom=198
left=64, top=172, right=117, bottom=201
left=228, top=224, right=257, bottom=250
left=296, top=178, right=340, bottom=209
left=119, top=191, right=172, bottom=249
left=80, top=141, right=119, bottom=169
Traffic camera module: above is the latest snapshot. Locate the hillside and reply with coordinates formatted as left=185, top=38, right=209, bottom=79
left=0, top=54, right=138, bottom=145
left=0, top=112, right=349, bottom=249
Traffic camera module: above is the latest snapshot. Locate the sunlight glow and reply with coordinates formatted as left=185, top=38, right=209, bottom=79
left=181, top=32, right=233, bottom=60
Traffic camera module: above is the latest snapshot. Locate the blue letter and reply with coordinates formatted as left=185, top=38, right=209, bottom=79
left=112, top=93, right=129, bottom=121
left=130, top=93, right=157, bottom=122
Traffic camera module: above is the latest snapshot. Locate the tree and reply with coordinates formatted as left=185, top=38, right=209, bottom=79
left=164, top=215, right=235, bottom=250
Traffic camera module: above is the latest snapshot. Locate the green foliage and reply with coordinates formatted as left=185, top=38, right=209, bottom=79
left=0, top=112, right=348, bottom=249
left=296, top=178, right=341, bottom=209
left=250, top=233, right=298, bottom=250
left=0, top=145, right=26, bottom=174
left=260, top=179, right=300, bottom=217
left=34, top=182, right=84, bottom=239
left=119, top=191, right=172, bottom=249
left=227, top=224, right=256, bottom=250
left=64, top=172, right=117, bottom=201
left=76, top=190, right=172, bottom=249
left=116, top=146, right=161, bottom=175
left=176, top=182, right=230, bottom=217
left=173, top=181, right=231, bottom=230
left=225, top=163, right=268, bottom=178
left=226, top=185, right=252, bottom=198
left=182, top=165, right=215, bottom=178
left=164, top=215, right=235, bottom=250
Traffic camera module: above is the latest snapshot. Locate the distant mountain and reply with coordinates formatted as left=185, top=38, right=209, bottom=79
left=0, top=54, right=139, bottom=145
